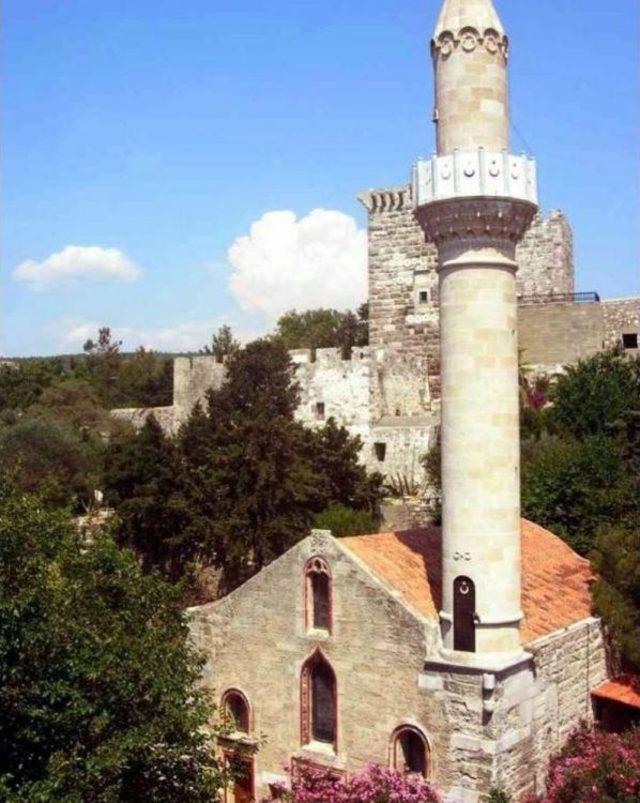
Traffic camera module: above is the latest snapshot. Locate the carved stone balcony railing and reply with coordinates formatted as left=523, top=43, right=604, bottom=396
left=412, top=149, right=538, bottom=207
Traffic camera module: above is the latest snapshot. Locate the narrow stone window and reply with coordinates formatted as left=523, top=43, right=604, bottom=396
left=374, top=442, right=386, bottom=462
left=315, top=401, right=325, bottom=420
left=453, top=576, right=476, bottom=652
left=301, top=651, right=337, bottom=748
left=222, top=689, right=251, bottom=733
left=391, top=726, right=430, bottom=777
left=419, top=290, right=429, bottom=304
left=305, top=557, right=331, bottom=632
left=622, top=333, right=638, bottom=349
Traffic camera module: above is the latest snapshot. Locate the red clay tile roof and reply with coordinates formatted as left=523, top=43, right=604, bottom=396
left=340, top=519, right=594, bottom=645
left=592, top=676, right=640, bottom=710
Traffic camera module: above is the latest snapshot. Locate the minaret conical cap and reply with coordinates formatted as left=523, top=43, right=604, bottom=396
left=433, top=0, right=505, bottom=39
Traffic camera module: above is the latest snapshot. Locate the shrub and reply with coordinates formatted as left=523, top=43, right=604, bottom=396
left=313, top=503, right=378, bottom=537
left=268, top=761, right=441, bottom=803
left=542, top=723, right=640, bottom=803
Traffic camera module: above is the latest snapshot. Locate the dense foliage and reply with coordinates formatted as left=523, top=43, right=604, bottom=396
left=0, top=328, right=173, bottom=416
left=105, top=339, right=384, bottom=594
left=200, top=325, right=240, bottom=362
left=520, top=434, right=628, bottom=556
left=540, top=723, right=640, bottom=802
left=592, top=517, right=640, bottom=671
left=274, top=304, right=368, bottom=354
left=0, top=416, right=104, bottom=510
left=0, top=488, right=225, bottom=801
left=268, top=761, right=441, bottom=803
left=521, top=351, right=639, bottom=556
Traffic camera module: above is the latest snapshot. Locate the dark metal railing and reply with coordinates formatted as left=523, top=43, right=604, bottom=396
left=517, top=291, right=600, bottom=306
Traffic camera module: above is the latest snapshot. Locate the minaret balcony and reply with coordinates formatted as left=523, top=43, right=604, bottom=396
left=412, top=149, right=537, bottom=207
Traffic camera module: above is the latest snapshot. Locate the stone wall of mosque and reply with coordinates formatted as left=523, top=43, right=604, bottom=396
left=418, top=617, right=608, bottom=801
left=190, top=528, right=609, bottom=802
left=188, top=531, right=447, bottom=800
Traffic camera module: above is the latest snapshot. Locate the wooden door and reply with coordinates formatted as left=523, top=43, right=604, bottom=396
left=453, top=576, right=476, bottom=652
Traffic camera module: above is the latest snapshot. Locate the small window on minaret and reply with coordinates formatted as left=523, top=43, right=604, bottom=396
left=316, top=402, right=325, bottom=419
left=622, top=333, right=638, bottom=350
left=374, top=442, right=386, bottom=462
left=419, top=290, right=429, bottom=304
left=453, top=576, right=476, bottom=653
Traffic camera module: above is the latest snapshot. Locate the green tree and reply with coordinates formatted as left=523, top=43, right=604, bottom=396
left=0, top=489, right=225, bottom=801
left=180, top=339, right=322, bottom=589
left=29, top=378, right=116, bottom=435
left=274, top=305, right=368, bottom=353
left=547, top=349, right=640, bottom=438
left=307, top=417, right=383, bottom=514
left=592, top=516, right=640, bottom=671
left=105, top=416, right=193, bottom=582
left=201, top=325, right=240, bottom=363
left=313, top=504, right=378, bottom=537
left=83, top=327, right=123, bottom=405
left=114, top=347, right=174, bottom=408
left=520, top=435, right=628, bottom=555
left=0, top=417, right=102, bottom=510
left=0, top=359, right=67, bottom=414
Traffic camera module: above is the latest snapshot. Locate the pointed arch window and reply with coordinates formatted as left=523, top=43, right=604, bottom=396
left=222, top=689, right=251, bottom=734
left=305, top=557, right=332, bottom=633
left=391, top=725, right=430, bottom=778
left=300, top=651, right=337, bottom=748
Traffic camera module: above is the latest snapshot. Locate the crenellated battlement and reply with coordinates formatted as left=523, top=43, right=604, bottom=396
left=358, top=186, right=413, bottom=214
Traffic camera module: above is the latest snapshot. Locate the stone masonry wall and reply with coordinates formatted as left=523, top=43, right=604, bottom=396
left=491, top=619, right=608, bottom=800
left=516, top=211, right=574, bottom=298
left=174, top=356, right=227, bottom=427
left=190, top=530, right=608, bottom=802
left=418, top=618, right=608, bottom=801
left=110, top=405, right=175, bottom=432
left=359, top=186, right=574, bottom=399
left=601, top=297, right=640, bottom=350
left=518, top=301, right=604, bottom=368
left=359, top=187, right=441, bottom=396
left=189, top=531, right=449, bottom=798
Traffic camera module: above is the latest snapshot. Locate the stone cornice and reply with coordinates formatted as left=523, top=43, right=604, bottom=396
left=414, top=196, right=538, bottom=247
left=358, top=186, right=413, bottom=214
left=431, top=27, right=509, bottom=61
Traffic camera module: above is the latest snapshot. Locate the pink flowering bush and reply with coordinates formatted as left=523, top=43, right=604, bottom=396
left=266, top=760, right=441, bottom=803
left=542, top=723, right=640, bottom=802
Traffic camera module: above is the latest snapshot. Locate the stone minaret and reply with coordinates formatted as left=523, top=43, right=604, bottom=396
left=413, top=0, right=538, bottom=656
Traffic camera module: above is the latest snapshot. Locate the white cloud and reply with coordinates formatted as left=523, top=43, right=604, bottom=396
left=227, top=209, right=367, bottom=322
left=13, top=245, right=142, bottom=289
left=55, top=317, right=261, bottom=354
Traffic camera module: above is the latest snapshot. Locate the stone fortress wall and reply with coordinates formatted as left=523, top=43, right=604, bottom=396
left=112, top=188, right=639, bottom=486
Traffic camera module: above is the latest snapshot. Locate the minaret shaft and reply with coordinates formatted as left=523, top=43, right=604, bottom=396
left=432, top=0, right=510, bottom=154
left=414, top=0, right=538, bottom=657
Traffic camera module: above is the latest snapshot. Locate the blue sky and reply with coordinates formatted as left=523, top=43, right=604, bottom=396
left=3, top=0, right=638, bottom=356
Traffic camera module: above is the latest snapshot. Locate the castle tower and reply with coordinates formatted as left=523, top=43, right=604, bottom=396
left=413, top=0, right=538, bottom=656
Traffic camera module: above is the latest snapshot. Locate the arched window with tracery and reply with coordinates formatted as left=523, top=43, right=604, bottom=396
left=222, top=688, right=251, bottom=734
left=300, top=651, right=337, bottom=748
left=304, top=556, right=332, bottom=633
left=391, top=725, right=430, bottom=778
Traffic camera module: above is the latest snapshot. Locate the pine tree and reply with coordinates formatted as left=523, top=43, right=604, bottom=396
left=105, top=415, right=193, bottom=581
left=180, top=339, right=322, bottom=589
